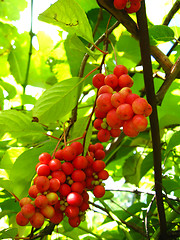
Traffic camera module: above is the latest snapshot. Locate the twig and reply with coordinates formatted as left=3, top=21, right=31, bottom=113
left=156, top=56, right=180, bottom=105
left=163, top=0, right=180, bottom=26
left=23, top=0, right=34, bottom=94
left=136, top=1, right=167, bottom=239
left=144, top=195, right=156, bottom=239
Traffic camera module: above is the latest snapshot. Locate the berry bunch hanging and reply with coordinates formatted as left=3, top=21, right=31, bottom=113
left=16, top=142, right=109, bottom=228
left=114, top=0, right=142, bottom=13
left=93, top=65, right=152, bottom=142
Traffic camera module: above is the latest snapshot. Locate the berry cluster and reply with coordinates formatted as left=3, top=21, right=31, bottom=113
left=114, top=0, right=142, bottom=13
left=16, top=142, right=109, bottom=228
left=93, top=65, right=152, bottom=142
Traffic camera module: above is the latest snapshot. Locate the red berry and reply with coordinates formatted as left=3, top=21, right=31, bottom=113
left=94, top=142, right=104, bottom=151
left=55, top=149, right=64, bottom=160
left=49, top=178, right=61, bottom=192
left=73, top=156, right=88, bottom=169
left=51, top=170, right=66, bottom=184
left=116, top=103, right=134, bottom=120
left=16, top=212, right=29, bottom=226
left=106, top=108, right=124, bottom=128
left=71, top=182, right=84, bottom=194
left=125, top=93, right=140, bottom=105
left=123, top=119, right=139, bottom=137
left=19, top=197, right=32, bottom=207
left=92, top=73, right=105, bottom=89
left=35, top=195, right=48, bottom=208
left=98, top=85, right=113, bottom=95
left=63, top=146, right=77, bottom=161
left=61, top=162, right=74, bottom=175
left=132, top=114, right=148, bottom=132
left=119, top=87, right=132, bottom=98
left=113, top=64, right=128, bottom=77
left=59, top=183, right=71, bottom=196
left=97, top=129, right=111, bottom=142
left=40, top=205, right=55, bottom=219
left=65, top=205, right=79, bottom=218
left=37, top=164, right=51, bottom=176
left=94, top=149, right=106, bottom=160
left=93, top=118, right=103, bottom=130
left=39, top=152, right=51, bottom=164
left=68, top=216, right=81, bottom=227
left=125, top=0, right=141, bottom=13
left=110, top=128, right=121, bottom=137
left=46, top=192, right=59, bottom=205
left=70, top=142, right=83, bottom=155
left=93, top=160, right=106, bottom=172
left=80, top=202, right=89, bottom=212
left=98, top=170, right=109, bottom=180
left=95, top=107, right=107, bottom=119
left=111, top=92, right=126, bottom=108
left=82, top=190, right=89, bottom=202
left=144, top=103, right=152, bottom=117
left=104, top=74, right=118, bottom=89
left=118, top=74, right=134, bottom=88
left=30, top=212, right=45, bottom=228
left=96, top=93, right=114, bottom=113
left=93, top=185, right=105, bottom=198
left=132, top=98, right=148, bottom=115
left=21, top=203, right=35, bottom=219
left=50, top=210, right=64, bottom=224
left=71, top=170, right=86, bottom=182
left=28, top=185, right=40, bottom=198
left=85, top=177, right=94, bottom=189
left=67, top=192, right=83, bottom=207
left=49, top=159, right=61, bottom=171
left=35, top=176, right=50, bottom=192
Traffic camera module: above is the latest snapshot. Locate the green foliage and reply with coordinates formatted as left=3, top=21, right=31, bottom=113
left=0, top=0, right=179, bottom=239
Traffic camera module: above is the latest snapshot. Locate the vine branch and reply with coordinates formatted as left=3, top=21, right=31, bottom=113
left=136, top=1, right=167, bottom=239
left=163, top=0, right=180, bottom=26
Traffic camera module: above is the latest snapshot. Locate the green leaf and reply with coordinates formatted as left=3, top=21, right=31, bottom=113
left=166, top=131, right=180, bottom=154
left=140, top=151, right=154, bottom=179
left=68, top=34, right=101, bottom=60
left=10, top=141, right=56, bottom=199
left=38, top=0, right=94, bottom=43
left=0, top=228, right=18, bottom=239
left=0, top=79, right=17, bottom=100
left=149, top=25, right=175, bottom=45
left=0, top=87, right=4, bottom=110
left=33, top=77, right=83, bottom=123
left=162, top=178, right=180, bottom=194
left=75, top=0, right=99, bottom=12
left=0, top=110, right=46, bottom=143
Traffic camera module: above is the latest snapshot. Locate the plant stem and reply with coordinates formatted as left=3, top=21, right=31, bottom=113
left=23, top=0, right=34, bottom=94
left=136, top=1, right=167, bottom=239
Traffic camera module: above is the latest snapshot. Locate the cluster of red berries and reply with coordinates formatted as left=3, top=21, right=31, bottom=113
left=16, top=142, right=109, bottom=229
left=114, top=0, right=142, bottom=13
left=93, top=65, right=152, bottom=142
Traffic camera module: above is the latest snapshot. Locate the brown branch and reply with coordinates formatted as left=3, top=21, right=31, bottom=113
left=156, top=56, right=180, bottom=105
left=96, top=0, right=179, bottom=78
left=136, top=1, right=167, bottom=239
left=163, top=0, right=180, bottom=26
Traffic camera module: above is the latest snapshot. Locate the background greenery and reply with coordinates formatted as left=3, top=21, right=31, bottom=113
left=0, top=0, right=179, bottom=239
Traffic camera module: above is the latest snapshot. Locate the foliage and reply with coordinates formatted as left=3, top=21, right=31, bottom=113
left=0, top=0, right=180, bottom=239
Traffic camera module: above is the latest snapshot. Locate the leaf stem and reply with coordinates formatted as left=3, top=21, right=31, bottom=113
left=136, top=1, right=167, bottom=239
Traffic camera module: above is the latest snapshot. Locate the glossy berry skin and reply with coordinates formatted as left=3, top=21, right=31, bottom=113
left=93, top=160, right=106, bottom=172
left=106, top=108, right=124, bottom=128
left=19, top=197, right=32, bottom=207
left=132, top=98, right=148, bottom=115
left=65, top=205, right=79, bottom=218
left=37, top=164, right=51, bottom=176
left=125, top=93, right=140, bottom=105
left=95, top=107, right=107, bottom=119
left=97, top=129, right=111, bottom=142
left=113, top=64, right=128, bottom=77
left=93, top=118, right=103, bottom=130
left=49, top=159, right=61, bottom=171
left=49, top=178, right=61, bottom=192
left=50, top=210, right=64, bottom=224
left=118, top=74, right=134, bottom=88
left=94, top=149, right=106, bottom=160
left=93, top=185, right=105, bottom=198
left=46, top=192, right=59, bottom=205
left=123, top=119, right=139, bottom=137
left=21, top=204, right=35, bottom=219
left=132, top=114, right=148, bottom=132
left=98, top=170, right=109, bottom=180
left=96, top=93, right=114, bottom=113
left=70, top=142, right=83, bottom=155
left=63, top=146, right=77, bottom=161
left=35, top=195, right=48, bottom=208
left=71, top=182, right=84, bottom=194
left=104, top=74, right=119, bottom=89
left=55, top=149, right=64, bottom=160
left=30, top=212, right=45, bottom=228
left=28, top=185, right=40, bottom=198
left=98, top=85, right=113, bottom=95
left=144, top=103, right=152, bottom=117
left=92, top=73, right=105, bottom=89
left=111, top=92, right=126, bottom=108
left=61, top=162, right=74, bottom=175
left=71, top=170, right=86, bottom=182
left=110, top=128, right=121, bottom=138
left=16, top=212, right=29, bottom=226
left=125, top=1, right=141, bottom=13
left=39, top=152, right=51, bottom=164
left=116, top=103, right=134, bottom=120
left=51, top=170, right=66, bottom=184
left=67, top=192, right=83, bottom=207
left=73, top=156, right=88, bottom=169
left=35, top=176, right=50, bottom=192
left=59, top=183, right=71, bottom=196
left=114, top=0, right=128, bottom=10
left=119, top=87, right=132, bottom=98
left=40, top=205, right=55, bottom=219
left=68, top=216, right=81, bottom=228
